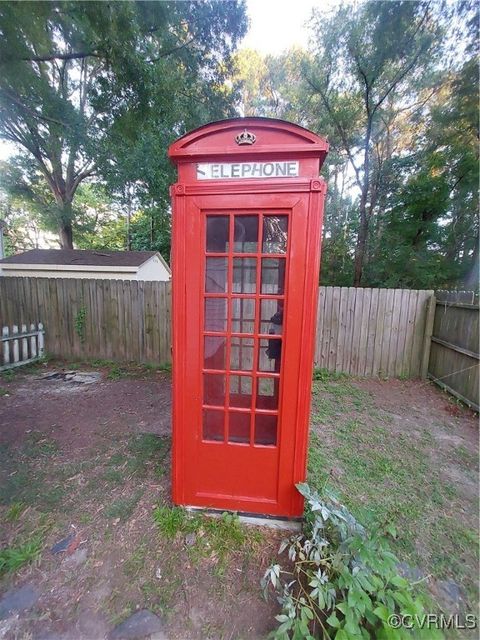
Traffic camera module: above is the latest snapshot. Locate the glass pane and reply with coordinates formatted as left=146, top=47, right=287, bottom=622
left=229, top=411, right=250, bottom=444
left=234, top=215, right=258, bottom=252
left=206, top=216, right=229, bottom=253
left=205, top=298, right=227, bottom=332
left=203, top=409, right=224, bottom=442
left=231, top=298, right=255, bottom=334
left=256, top=377, right=279, bottom=411
left=262, top=215, right=288, bottom=253
left=203, top=373, right=225, bottom=407
left=259, top=338, right=281, bottom=372
left=255, top=414, right=277, bottom=446
left=205, top=257, right=227, bottom=293
left=261, top=258, right=285, bottom=294
left=230, top=337, right=254, bottom=371
left=229, top=375, right=252, bottom=408
left=233, top=258, right=256, bottom=293
left=204, top=336, right=226, bottom=370
left=260, top=299, right=284, bottom=335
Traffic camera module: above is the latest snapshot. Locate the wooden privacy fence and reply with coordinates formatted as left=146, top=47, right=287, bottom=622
left=0, top=278, right=171, bottom=364
left=0, top=277, right=438, bottom=380
left=428, top=290, right=479, bottom=411
left=1, top=323, right=44, bottom=371
left=314, top=287, right=434, bottom=378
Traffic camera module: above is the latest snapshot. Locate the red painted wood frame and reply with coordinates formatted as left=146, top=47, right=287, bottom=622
left=169, top=118, right=328, bottom=518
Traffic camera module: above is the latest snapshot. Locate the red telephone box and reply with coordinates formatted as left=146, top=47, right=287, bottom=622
left=169, top=117, right=328, bottom=518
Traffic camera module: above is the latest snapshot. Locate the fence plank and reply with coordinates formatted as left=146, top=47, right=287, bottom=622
left=335, top=287, right=347, bottom=373
left=358, top=288, right=371, bottom=377
left=328, top=287, right=341, bottom=372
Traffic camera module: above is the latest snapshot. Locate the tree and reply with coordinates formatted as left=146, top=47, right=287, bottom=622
left=303, top=1, right=441, bottom=285
left=0, top=0, right=247, bottom=248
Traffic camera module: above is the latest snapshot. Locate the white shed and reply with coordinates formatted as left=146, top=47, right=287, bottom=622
left=0, top=249, right=171, bottom=281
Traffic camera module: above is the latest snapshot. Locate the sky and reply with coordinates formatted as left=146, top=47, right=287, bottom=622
left=242, top=0, right=336, bottom=54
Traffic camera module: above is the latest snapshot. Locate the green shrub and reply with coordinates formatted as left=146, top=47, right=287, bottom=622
left=262, top=483, right=439, bottom=639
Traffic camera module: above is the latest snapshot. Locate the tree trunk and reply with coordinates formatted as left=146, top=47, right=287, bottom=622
left=59, top=223, right=73, bottom=249
left=353, top=116, right=373, bottom=287
left=463, top=233, right=479, bottom=289
left=353, top=214, right=368, bottom=286
left=55, top=199, right=74, bottom=249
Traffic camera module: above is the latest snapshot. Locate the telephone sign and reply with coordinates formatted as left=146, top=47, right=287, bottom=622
left=169, top=118, right=328, bottom=519
left=196, top=161, right=299, bottom=180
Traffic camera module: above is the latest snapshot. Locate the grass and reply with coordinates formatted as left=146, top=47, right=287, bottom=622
left=5, top=502, right=26, bottom=522
left=308, top=376, right=479, bottom=613
left=1, top=369, right=16, bottom=382
left=43, top=358, right=173, bottom=380
left=153, top=506, right=262, bottom=573
left=0, top=536, right=43, bottom=576
left=126, top=433, right=170, bottom=477
left=104, top=489, right=144, bottom=521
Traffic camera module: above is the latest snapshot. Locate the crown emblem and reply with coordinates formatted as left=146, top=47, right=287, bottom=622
left=235, top=129, right=256, bottom=145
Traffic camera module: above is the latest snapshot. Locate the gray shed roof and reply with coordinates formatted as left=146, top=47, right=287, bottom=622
left=0, top=249, right=160, bottom=268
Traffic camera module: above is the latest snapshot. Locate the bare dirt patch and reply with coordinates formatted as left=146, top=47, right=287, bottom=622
left=0, top=366, right=171, bottom=452
left=0, top=365, right=281, bottom=640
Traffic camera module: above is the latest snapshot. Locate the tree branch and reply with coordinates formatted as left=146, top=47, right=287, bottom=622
left=17, top=51, right=100, bottom=64
left=0, top=87, right=70, bottom=128
left=305, top=75, right=364, bottom=192
left=147, top=36, right=197, bottom=63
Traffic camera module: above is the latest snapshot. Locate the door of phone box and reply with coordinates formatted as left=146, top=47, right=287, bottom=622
left=168, top=118, right=328, bottom=518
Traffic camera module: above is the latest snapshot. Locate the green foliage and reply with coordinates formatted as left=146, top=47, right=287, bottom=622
left=0, top=536, right=43, bottom=576
left=313, top=368, right=348, bottom=382
left=262, top=483, right=438, bottom=639
left=74, top=305, right=87, bottom=344
left=0, top=0, right=247, bottom=248
left=106, top=364, right=129, bottom=381
left=1, top=369, right=15, bottom=382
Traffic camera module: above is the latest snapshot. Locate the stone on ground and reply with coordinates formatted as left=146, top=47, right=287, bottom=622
left=0, top=584, right=40, bottom=619
left=108, top=610, right=166, bottom=640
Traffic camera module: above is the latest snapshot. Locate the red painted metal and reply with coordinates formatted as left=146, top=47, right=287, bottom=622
left=169, top=118, right=328, bottom=518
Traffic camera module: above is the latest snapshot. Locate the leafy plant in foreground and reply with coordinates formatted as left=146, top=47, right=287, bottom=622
left=262, top=483, right=439, bottom=639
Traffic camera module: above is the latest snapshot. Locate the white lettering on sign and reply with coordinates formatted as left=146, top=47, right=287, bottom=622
left=196, top=161, right=299, bottom=180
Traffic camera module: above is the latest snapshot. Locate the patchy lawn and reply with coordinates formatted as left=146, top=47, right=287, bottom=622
left=308, top=372, right=479, bottom=617
left=0, top=363, right=281, bottom=640
left=0, top=362, right=478, bottom=639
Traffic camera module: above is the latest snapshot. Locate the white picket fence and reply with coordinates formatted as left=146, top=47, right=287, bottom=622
left=1, top=323, right=45, bottom=371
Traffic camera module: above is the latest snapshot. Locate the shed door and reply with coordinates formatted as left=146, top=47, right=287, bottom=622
left=181, top=194, right=311, bottom=515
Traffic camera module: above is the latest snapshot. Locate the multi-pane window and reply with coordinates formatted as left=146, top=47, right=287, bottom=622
left=202, top=212, right=288, bottom=446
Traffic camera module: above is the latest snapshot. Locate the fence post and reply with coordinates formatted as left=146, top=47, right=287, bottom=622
left=2, top=326, right=9, bottom=367
left=420, top=294, right=436, bottom=379
left=38, top=322, right=45, bottom=357
left=12, top=325, right=20, bottom=363
left=30, top=323, right=37, bottom=358
left=21, top=324, right=29, bottom=361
